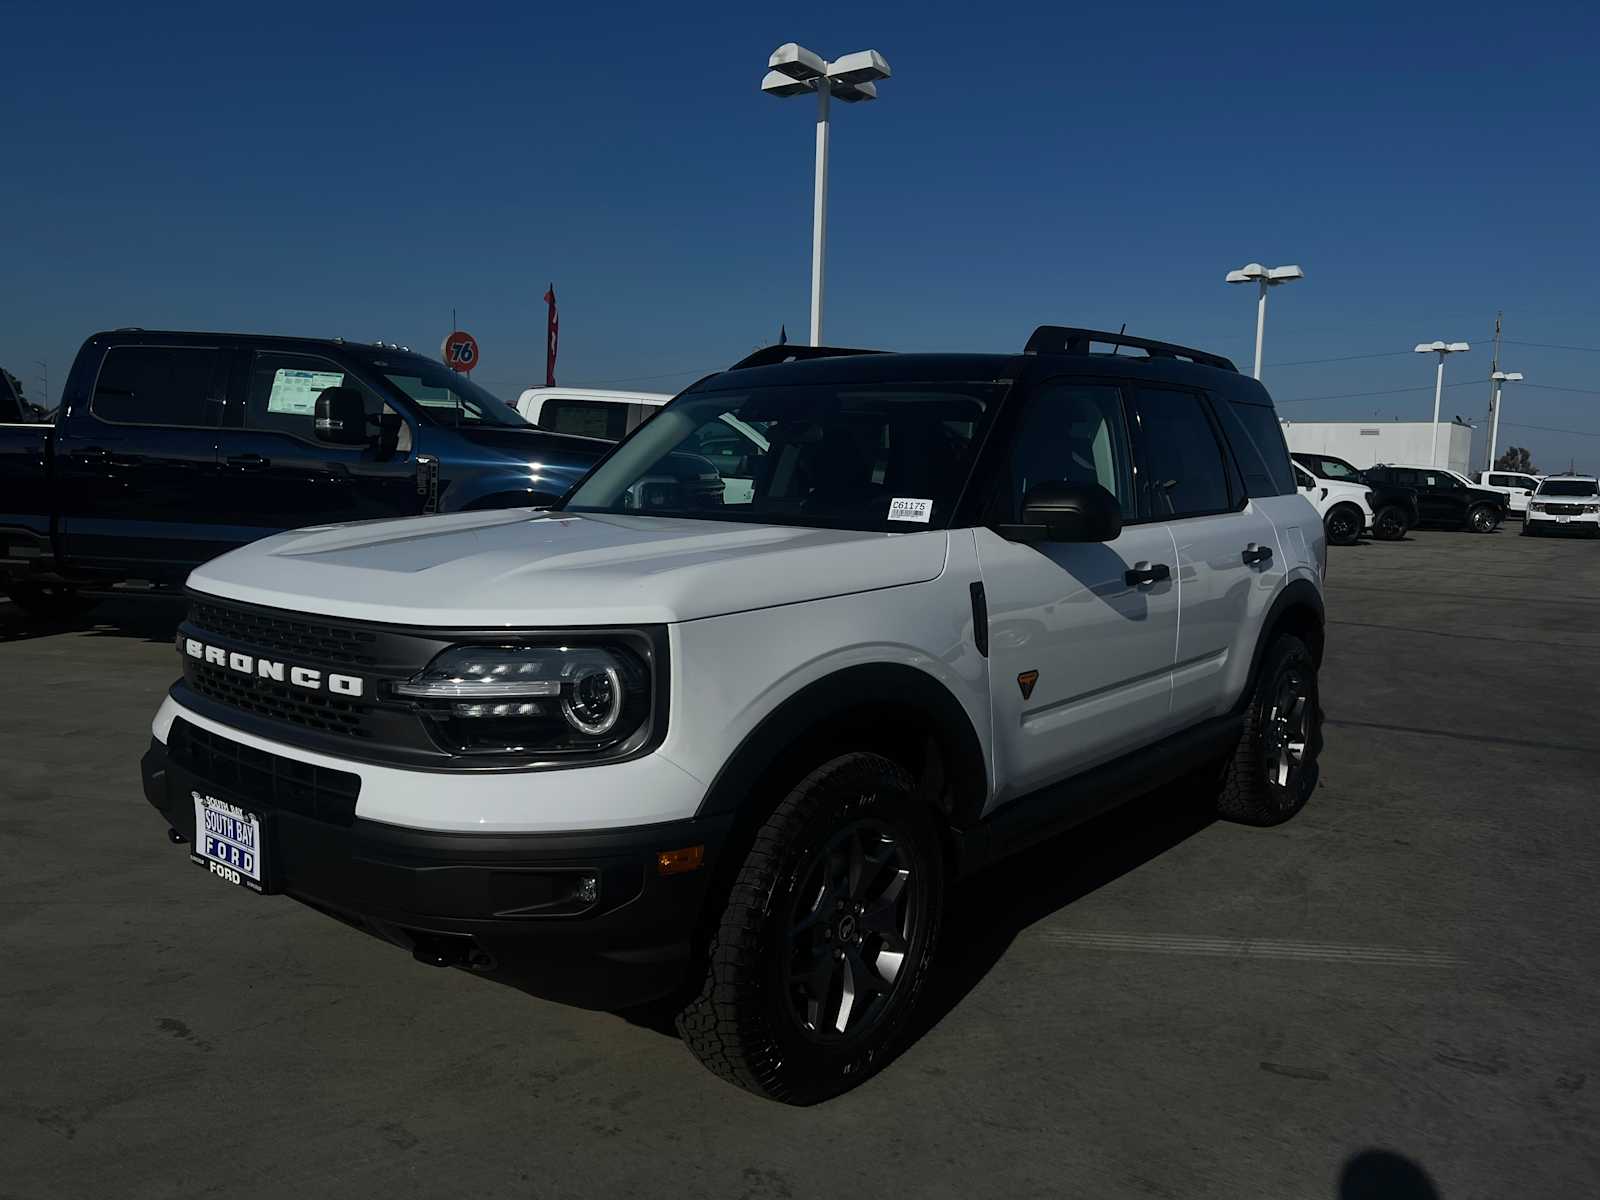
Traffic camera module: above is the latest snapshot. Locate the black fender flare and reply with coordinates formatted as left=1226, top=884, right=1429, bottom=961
left=693, top=662, right=988, bottom=827
left=1237, top=578, right=1325, bottom=712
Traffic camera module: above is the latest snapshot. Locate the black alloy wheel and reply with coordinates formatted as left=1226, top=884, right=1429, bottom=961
left=1215, top=634, right=1322, bottom=826
left=782, top=819, right=922, bottom=1040
left=1324, top=505, right=1362, bottom=546
left=676, top=752, right=944, bottom=1104
left=1372, top=506, right=1408, bottom=541
left=1469, top=505, right=1500, bottom=533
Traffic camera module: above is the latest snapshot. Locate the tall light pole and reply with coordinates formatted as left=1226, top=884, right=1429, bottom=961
left=762, top=44, right=891, bottom=346
left=1225, top=262, right=1304, bottom=380
left=1414, top=341, right=1471, bottom=466
left=1488, top=369, right=1523, bottom=469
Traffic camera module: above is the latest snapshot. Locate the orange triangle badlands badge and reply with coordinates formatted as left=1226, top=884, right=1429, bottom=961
left=1017, top=670, right=1039, bottom=700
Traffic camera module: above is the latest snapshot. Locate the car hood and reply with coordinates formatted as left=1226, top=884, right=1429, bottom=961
left=187, top=510, right=951, bottom=626
left=448, top=423, right=610, bottom=464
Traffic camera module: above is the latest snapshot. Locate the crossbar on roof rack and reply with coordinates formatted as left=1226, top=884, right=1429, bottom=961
left=1024, top=326, right=1237, bottom=372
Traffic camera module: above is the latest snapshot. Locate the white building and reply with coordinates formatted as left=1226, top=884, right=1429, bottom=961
left=1279, top=419, right=1475, bottom=475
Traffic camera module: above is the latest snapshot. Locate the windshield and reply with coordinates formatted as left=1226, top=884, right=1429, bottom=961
left=1537, top=480, right=1598, bottom=497
left=1299, top=454, right=1362, bottom=482
left=562, top=380, right=1005, bottom=531
left=369, top=358, right=528, bottom=428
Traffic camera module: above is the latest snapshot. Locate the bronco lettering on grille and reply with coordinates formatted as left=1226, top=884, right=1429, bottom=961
left=183, top=638, right=364, bottom=698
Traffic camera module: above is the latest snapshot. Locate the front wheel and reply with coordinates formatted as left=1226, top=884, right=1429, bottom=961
left=1324, top=504, right=1363, bottom=546
left=3, top=583, right=99, bottom=621
left=676, top=752, right=944, bottom=1104
left=1469, top=505, right=1500, bottom=533
left=1371, top=506, right=1408, bottom=541
left=1215, top=634, right=1322, bottom=826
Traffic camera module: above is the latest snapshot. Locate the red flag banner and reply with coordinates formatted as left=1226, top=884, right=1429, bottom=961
left=543, top=284, right=559, bottom=387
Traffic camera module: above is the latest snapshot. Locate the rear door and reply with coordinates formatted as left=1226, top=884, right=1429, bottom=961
left=212, top=350, right=420, bottom=538
left=1128, top=385, right=1284, bottom=725
left=975, top=377, right=1180, bottom=805
left=55, top=343, right=232, bottom=575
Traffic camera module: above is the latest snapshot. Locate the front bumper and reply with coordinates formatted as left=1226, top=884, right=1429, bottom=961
left=140, top=729, right=733, bottom=1010
left=1525, top=509, right=1600, bottom=533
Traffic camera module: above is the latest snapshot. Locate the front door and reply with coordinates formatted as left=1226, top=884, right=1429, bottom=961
left=55, top=343, right=233, bottom=577
left=212, top=350, right=420, bottom=542
left=975, top=378, right=1179, bottom=810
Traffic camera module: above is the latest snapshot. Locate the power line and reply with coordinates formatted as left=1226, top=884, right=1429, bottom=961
left=1275, top=379, right=1482, bottom=404
left=1519, top=381, right=1600, bottom=397
left=1267, top=350, right=1419, bottom=368
left=1502, top=421, right=1600, bottom=439
left=1502, top=339, right=1600, bottom=354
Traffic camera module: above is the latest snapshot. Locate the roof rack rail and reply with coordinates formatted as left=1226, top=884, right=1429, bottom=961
left=1024, top=326, right=1237, bottom=373
left=729, top=344, right=887, bottom=371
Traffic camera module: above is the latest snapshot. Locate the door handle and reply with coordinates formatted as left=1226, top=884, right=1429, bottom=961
left=226, top=453, right=270, bottom=471
left=1124, top=561, right=1171, bottom=587
left=1242, top=543, right=1273, bottom=566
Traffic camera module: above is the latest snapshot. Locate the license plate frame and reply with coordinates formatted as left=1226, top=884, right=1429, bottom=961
left=190, top=791, right=266, bottom=894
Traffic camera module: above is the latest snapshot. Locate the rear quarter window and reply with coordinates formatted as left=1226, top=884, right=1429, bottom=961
left=1214, top=397, right=1295, bottom=496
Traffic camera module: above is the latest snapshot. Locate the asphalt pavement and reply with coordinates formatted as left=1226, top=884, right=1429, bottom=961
left=2, top=526, right=1597, bottom=1199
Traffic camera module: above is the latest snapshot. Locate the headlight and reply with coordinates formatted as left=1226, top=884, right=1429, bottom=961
left=393, top=644, right=652, bottom=756
left=1530, top=502, right=1545, bottom=512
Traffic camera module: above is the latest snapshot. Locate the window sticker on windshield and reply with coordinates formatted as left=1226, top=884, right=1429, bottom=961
left=888, top=497, right=933, bottom=523
left=267, top=369, right=345, bottom=415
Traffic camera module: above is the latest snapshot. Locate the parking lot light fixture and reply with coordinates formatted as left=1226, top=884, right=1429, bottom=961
left=1488, top=370, right=1524, bottom=468
left=763, top=43, right=891, bottom=346
left=1225, top=263, right=1303, bottom=380
left=1414, top=341, right=1472, bottom=466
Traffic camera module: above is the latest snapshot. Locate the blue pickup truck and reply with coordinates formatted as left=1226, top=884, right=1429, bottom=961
left=0, top=330, right=608, bottom=617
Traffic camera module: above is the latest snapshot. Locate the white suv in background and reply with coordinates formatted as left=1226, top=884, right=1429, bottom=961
left=1523, top=475, right=1600, bottom=537
left=1474, top=469, right=1545, bottom=516
left=139, top=328, right=1326, bottom=1104
left=514, top=387, right=672, bottom=440
left=1292, top=461, right=1374, bottom=545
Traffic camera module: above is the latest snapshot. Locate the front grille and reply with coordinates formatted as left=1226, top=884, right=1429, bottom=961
left=1541, top=503, right=1586, bottom=516
left=190, top=600, right=380, bottom=666
left=189, top=662, right=374, bottom=739
left=167, top=717, right=360, bottom=826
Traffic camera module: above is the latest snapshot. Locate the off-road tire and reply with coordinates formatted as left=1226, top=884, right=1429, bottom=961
left=1215, top=634, right=1321, bottom=826
left=1468, top=504, right=1500, bottom=534
left=675, top=752, right=944, bottom=1104
left=3, top=583, right=99, bottom=621
left=1323, top=504, right=1363, bottom=546
left=1371, top=506, right=1408, bottom=541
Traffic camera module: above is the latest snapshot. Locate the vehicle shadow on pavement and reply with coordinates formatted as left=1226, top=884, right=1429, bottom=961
left=0, top=597, right=185, bottom=645
left=1338, top=1148, right=1441, bottom=1198
left=904, top=778, right=1217, bottom=1046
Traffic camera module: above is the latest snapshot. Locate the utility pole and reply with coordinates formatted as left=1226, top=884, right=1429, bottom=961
left=1484, top=312, right=1502, bottom=471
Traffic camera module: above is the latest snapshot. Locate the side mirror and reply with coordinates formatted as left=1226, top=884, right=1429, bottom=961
left=1013, top=481, right=1123, bottom=543
left=314, top=387, right=371, bottom=446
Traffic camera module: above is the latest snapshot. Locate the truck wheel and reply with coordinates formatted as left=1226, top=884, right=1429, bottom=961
left=3, top=584, right=99, bottom=621
left=1215, top=635, right=1321, bottom=826
left=1469, top=505, right=1500, bottom=533
left=1323, top=504, right=1363, bottom=546
left=1371, top=506, right=1408, bottom=541
left=676, top=752, right=944, bottom=1104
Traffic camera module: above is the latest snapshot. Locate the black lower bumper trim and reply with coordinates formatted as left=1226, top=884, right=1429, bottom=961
left=141, top=735, right=730, bottom=1009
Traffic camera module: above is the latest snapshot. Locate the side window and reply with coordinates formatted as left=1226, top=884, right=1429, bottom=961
left=1002, top=381, right=1136, bottom=520
left=540, top=398, right=629, bottom=439
left=91, top=346, right=226, bottom=426
left=1215, top=398, right=1296, bottom=496
left=1488, top=474, right=1510, bottom=487
left=1293, top=464, right=1316, bottom=490
left=244, top=353, right=394, bottom=445
left=1391, top=468, right=1421, bottom=486
left=1128, top=387, right=1233, bottom=519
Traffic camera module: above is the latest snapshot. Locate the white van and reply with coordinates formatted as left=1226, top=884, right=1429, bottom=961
left=514, top=388, right=672, bottom=440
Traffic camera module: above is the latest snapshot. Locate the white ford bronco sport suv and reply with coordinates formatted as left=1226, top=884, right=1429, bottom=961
left=140, top=327, right=1327, bottom=1103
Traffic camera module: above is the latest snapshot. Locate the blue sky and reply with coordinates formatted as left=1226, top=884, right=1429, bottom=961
left=4, top=0, right=1597, bottom=470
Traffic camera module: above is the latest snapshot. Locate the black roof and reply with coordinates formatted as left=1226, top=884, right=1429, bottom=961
left=703, top=346, right=1268, bottom=402
left=86, top=329, right=428, bottom=360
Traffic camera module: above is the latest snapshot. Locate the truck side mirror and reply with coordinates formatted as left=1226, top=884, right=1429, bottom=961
left=314, top=387, right=372, bottom=446
left=1015, top=481, right=1123, bottom=543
